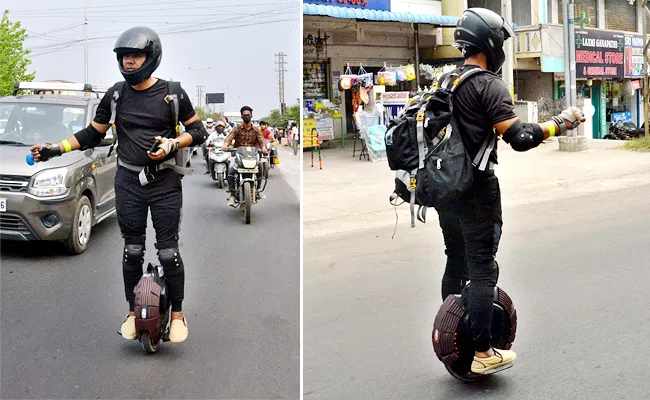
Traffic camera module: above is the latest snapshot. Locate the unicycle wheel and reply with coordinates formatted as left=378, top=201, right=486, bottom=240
left=141, top=332, right=159, bottom=354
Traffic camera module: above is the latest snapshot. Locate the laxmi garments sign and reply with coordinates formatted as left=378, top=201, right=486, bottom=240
left=575, top=29, right=624, bottom=79
left=303, top=0, right=391, bottom=12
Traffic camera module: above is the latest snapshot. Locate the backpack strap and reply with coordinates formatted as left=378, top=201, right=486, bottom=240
left=163, top=81, right=193, bottom=176
left=107, top=81, right=126, bottom=157
left=165, top=81, right=182, bottom=136
left=445, top=67, right=496, bottom=171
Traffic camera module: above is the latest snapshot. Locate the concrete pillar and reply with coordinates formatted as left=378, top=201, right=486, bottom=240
left=437, top=0, right=467, bottom=59
left=597, top=0, right=606, bottom=29
left=637, top=0, right=644, bottom=33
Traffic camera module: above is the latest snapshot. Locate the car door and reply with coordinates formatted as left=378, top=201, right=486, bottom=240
left=87, top=103, right=117, bottom=219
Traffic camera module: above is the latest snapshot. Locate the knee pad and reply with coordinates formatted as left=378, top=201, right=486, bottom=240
left=157, top=247, right=184, bottom=277
left=123, top=244, right=145, bottom=272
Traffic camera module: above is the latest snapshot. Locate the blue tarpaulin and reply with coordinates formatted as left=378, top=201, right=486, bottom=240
left=303, top=4, right=459, bottom=26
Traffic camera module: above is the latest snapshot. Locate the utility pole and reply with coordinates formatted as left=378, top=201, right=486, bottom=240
left=275, top=52, right=287, bottom=114
left=562, top=0, right=577, bottom=114
left=643, top=0, right=649, bottom=139
left=196, top=85, right=205, bottom=109
left=501, top=0, right=514, bottom=100
left=84, top=0, right=88, bottom=84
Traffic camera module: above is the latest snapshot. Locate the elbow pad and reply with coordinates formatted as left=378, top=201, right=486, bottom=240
left=185, top=120, right=208, bottom=146
left=502, top=120, right=544, bottom=152
left=73, top=124, right=104, bottom=150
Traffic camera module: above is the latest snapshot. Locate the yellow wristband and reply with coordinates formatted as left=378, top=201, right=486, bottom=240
left=548, top=122, right=556, bottom=137
left=61, top=139, right=72, bottom=153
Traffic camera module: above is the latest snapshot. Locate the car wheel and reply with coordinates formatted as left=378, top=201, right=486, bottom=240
left=64, top=195, right=92, bottom=255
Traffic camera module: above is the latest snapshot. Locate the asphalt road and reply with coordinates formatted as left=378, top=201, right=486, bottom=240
left=1, top=150, right=300, bottom=400
left=304, top=183, right=650, bottom=400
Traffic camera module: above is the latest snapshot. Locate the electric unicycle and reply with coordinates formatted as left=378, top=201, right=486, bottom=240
left=432, top=285, right=517, bottom=382
left=117, top=263, right=172, bottom=354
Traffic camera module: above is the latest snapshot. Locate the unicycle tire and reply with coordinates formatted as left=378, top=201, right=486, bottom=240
left=432, top=286, right=517, bottom=382
left=141, top=332, right=159, bottom=354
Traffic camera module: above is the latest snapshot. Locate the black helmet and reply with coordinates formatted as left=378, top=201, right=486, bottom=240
left=454, top=8, right=514, bottom=73
left=113, top=26, right=162, bottom=85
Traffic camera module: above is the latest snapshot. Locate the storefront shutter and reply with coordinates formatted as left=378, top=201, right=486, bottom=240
left=605, top=0, right=636, bottom=32
left=559, top=0, right=597, bottom=28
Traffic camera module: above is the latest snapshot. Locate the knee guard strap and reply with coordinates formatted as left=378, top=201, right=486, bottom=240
left=123, top=244, right=145, bottom=271
left=157, top=247, right=184, bottom=276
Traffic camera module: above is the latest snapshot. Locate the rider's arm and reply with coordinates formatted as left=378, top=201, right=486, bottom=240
left=176, top=87, right=207, bottom=147
left=222, top=127, right=237, bottom=149
left=482, top=78, right=584, bottom=152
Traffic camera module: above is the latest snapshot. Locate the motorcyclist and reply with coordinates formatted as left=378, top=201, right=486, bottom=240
left=204, top=121, right=227, bottom=173
left=205, top=118, right=217, bottom=134
left=435, top=8, right=585, bottom=375
left=221, top=105, right=267, bottom=206
left=28, top=26, right=207, bottom=343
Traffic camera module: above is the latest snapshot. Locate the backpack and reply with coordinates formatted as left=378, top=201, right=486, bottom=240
left=385, top=67, right=495, bottom=227
left=107, top=80, right=191, bottom=175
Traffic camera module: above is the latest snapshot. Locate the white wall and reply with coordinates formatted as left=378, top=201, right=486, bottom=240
left=390, top=0, right=442, bottom=14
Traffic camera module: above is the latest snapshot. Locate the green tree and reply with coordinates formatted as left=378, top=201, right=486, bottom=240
left=193, top=107, right=222, bottom=122
left=262, top=104, right=301, bottom=129
left=0, top=10, right=35, bottom=96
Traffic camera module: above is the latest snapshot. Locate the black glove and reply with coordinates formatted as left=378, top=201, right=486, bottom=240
left=38, top=143, right=62, bottom=162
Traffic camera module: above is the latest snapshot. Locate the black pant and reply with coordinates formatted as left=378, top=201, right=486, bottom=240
left=227, top=158, right=263, bottom=194
left=437, top=173, right=502, bottom=352
left=114, top=166, right=185, bottom=311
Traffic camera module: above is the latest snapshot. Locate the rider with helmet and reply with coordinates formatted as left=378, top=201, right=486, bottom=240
left=204, top=120, right=227, bottom=173
left=205, top=118, right=217, bottom=134
left=221, top=106, right=267, bottom=206
left=434, top=8, right=584, bottom=374
left=29, top=26, right=208, bottom=344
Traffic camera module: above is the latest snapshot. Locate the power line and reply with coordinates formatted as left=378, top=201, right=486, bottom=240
left=9, top=1, right=297, bottom=14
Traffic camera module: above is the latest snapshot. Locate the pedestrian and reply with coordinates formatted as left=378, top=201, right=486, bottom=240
left=291, top=122, right=299, bottom=155
left=435, top=8, right=584, bottom=374
left=29, top=26, right=208, bottom=344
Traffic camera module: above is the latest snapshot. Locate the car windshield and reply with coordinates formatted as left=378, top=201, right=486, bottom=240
left=0, top=103, right=86, bottom=146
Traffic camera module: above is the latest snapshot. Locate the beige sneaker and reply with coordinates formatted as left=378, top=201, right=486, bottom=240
left=169, top=316, right=188, bottom=343
left=471, top=348, right=517, bottom=375
left=120, top=314, right=136, bottom=340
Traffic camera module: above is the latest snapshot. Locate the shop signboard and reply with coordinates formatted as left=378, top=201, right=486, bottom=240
left=611, top=111, right=632, bottom=123
left=316, top=117, right=334, bottom=141
left=303, top=0, right=391, bottom=11
left=303, top=118, right=320, bottom=147
left=575, top=29, right=625, bottom=79
left=624, top=34, right=645, bottom=78
left=377, top=91, right=410, bottom=122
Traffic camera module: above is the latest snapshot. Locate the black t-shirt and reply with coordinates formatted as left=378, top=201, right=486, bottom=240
left=94, top=79, right=195, bottom=166
left=452, top=65, right=517, bottom=164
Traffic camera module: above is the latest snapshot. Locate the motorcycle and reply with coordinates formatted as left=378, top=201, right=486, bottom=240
left=117, top=263, right=171, bottom=354
left=208, top=136, right=230, bottom=188
left=230, top=146, right=267, bottom=224
left=604, top=121, right=632, bottom=140
left=268, top=140, right=279, bottom=170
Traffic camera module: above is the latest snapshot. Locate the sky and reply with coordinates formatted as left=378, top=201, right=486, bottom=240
left=5, top=0, right=301, bottom=118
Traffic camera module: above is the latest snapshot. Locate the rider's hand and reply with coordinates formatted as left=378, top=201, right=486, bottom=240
left=261, top=148, right=269, bottom=155
left=29, top=143, right=62, bottom=162
left=566, top=107, right=586, bottom=129
left=148, top=136, right=178, bottom=161
left=221, top=146, right=229, bottom=151
left=557, top=107, right=586, bottom=130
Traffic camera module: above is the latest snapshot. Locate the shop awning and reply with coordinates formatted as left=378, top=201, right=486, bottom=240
left=303, top=4, right=459, bottom=26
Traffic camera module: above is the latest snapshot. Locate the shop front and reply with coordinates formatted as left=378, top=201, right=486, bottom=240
left=573, top=28, right=643, bottom=138
left=303, top=1, right=458, bottom=144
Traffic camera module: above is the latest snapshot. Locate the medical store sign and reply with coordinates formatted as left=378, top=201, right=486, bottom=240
left=303, top=0, right=391, bottom=12
left=575, top=29, right=624, bottom=79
